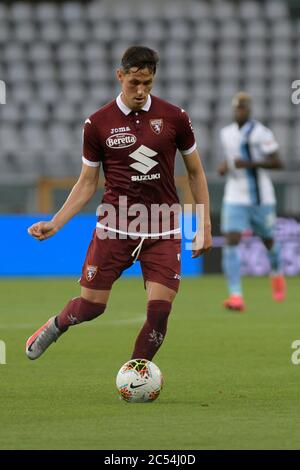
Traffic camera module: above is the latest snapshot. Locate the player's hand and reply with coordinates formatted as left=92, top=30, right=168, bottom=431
left=218, top=162, right=228, bottom=176
left=192, top=225, right=212, bottom=258
left=27, top=221, right=58, bottom=241
left=234, top=159, right=255, bottom=169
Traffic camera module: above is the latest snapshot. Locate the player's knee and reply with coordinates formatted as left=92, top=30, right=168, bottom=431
left=147, top=300, right=172, bottom=328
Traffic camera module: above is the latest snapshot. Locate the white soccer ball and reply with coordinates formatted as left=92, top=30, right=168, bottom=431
left=116, top=358, right=163, bottom=403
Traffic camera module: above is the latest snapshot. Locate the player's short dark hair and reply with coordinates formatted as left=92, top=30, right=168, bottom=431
left=121, top=46, right=159, bottom=74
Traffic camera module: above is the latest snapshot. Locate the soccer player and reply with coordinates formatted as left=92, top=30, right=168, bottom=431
left=26, top=46, right=212, bottom=360
left=218, top=91, right=286, bottom=311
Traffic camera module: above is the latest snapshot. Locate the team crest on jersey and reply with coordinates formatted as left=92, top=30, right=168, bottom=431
left=150, top=119, right=163, bottom=135
left=86, top=265, right=98, bottom=282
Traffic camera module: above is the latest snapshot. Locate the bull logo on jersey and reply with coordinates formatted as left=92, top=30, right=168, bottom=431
left=86, top=265, right=98, bottom=282
left=150, top=119, right=163, bottom=135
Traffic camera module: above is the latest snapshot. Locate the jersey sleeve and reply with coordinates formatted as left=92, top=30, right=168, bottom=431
left=82, top=118, right=104, bottom=167
left=259, top=127, right=279, bottom=155
left=176, top=109, right=197, bottom=155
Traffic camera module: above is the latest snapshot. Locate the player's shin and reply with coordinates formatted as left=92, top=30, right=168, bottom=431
left=56, top=297, right=106, bottom=332
left=222, top=245, right=242, bottom=296
left=131, top=300, right=172, bottom=361
left=267, top=242, right=281, bottom=274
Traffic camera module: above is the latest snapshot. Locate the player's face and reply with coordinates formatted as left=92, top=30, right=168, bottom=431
left=234, top=103, right=251, bottom=126
left=117, top=67, right=154, bottom=111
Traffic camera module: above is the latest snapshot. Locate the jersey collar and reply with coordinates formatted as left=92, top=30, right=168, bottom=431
left=236, top=119, right=255, bottom=132
left=116, top=93, right=152, bottom=115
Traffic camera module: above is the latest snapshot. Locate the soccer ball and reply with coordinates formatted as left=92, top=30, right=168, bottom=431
left=116, top=358, right=163, bottom=403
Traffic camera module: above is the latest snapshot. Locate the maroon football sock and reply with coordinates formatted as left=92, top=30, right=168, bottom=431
left=131, top=300, right=172, bottom=361
left=56, top=297, right=106, bottom=332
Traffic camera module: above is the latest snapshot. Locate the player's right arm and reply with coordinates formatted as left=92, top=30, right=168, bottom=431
left=29, top=117, right=102, bottom=241
left=28, top=163, right=100, bottom=241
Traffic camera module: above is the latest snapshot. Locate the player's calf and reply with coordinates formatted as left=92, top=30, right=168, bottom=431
left=55, top=297, right=106, bottom=331
left=131, top=300, right=172, bottom=360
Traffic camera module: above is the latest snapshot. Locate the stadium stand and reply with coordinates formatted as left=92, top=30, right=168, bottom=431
left=0, top=0, right=299, bottom=212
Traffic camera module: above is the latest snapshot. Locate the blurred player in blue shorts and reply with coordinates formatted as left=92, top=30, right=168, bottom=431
left=218, top=92, right=286, bottom=311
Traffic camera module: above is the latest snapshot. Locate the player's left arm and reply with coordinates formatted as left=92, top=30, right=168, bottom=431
left=182, top=149, right=212, bottom=258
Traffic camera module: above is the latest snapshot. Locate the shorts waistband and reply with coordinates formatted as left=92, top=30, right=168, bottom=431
left=96, top=222, right=181, bottom=238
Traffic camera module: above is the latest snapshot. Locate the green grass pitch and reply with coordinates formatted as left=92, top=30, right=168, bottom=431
left=0, top=276, right=299, bottom=450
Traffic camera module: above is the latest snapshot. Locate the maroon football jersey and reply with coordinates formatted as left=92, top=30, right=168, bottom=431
left=82, top=94, right=196, bottom=234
